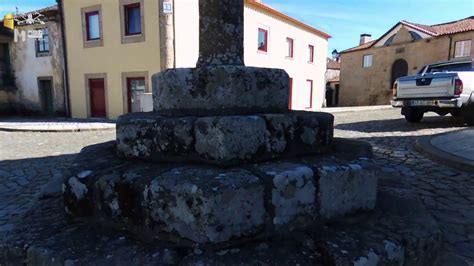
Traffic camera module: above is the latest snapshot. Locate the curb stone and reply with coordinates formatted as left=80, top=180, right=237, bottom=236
left=0, top=123, right=115, bottom=133
left=415, top=130, right=474, bottom=172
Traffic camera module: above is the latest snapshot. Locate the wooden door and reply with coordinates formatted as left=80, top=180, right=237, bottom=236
left=39, top=79, right=54, bottom=115
left=89, top=78, right=106, bottom=117
left=391, top=59, right=408, bottom=88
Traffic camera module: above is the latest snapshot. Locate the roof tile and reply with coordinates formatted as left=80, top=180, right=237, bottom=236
left=341, top=16, right=473, bottom=53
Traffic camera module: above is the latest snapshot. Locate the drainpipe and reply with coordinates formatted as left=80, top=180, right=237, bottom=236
left=57, top=0, right=71, bottom=117
left=159, top=0, right=175, bottom=70
left=448, top=35, right=453, bottom=61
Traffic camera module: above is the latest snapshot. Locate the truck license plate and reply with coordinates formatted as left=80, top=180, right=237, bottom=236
left=410, top=100, right=436, bottom=106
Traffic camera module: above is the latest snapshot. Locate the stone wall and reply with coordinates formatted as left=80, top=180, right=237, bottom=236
left=10, top=20, right=65, bottom=115
left=0, top=88, right=18, bottom=115
left=339, top=30, right=474, bottom=106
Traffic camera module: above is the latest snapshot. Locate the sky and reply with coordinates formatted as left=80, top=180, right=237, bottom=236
left=1, top=0, right=473, bottom=56
left=265, top=0, right=473, bottom=56
left=0, top=0, right=56, bottom=17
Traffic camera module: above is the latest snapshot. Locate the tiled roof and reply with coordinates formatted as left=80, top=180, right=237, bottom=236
left=327, top=58, right=341, bottom=69
left=17, top=4, right=58, bottom=16
left=341, top=16, right=474, bottom=53
left=341, top=40, right=376, bottom=53
left=402, top=16, right=474, bottom=36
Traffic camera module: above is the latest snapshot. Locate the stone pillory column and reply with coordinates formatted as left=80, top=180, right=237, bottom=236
left=152, top=0, right=289, bottom=116
left=65, top=0, right=379, bottom=251
left=196, top=0, right=244, bottom=67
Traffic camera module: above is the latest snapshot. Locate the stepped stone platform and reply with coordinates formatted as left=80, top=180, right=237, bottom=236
left=1, top=142, right=443, bottom=265
left=58, top=0, right=382, bottom=252
left=64, top=139, right=377, bottom=246
left=116, top=111, right=334, bottom=166
left=153, top=66, right=290, bottom=116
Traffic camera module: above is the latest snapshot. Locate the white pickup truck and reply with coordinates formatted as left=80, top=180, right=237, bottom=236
left=391, top=60, right=474, bottom=125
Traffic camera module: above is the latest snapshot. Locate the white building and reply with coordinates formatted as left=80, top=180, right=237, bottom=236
left=8, top=6, right=66, bottom=116
left=174, top=0, right=330, bottom=111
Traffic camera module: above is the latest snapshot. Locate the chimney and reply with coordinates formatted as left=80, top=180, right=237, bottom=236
left=360, top=34, right=372, bottom=45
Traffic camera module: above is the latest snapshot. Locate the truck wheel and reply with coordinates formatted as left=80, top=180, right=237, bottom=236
left=464, top=106, right=474, bottom=126
left=450, top=109, right=462, bottom=117
left=403, top=107, right=424, bottom=123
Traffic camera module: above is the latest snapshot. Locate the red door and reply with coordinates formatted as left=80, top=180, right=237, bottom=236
left=89, top=79, right=106, bottom=117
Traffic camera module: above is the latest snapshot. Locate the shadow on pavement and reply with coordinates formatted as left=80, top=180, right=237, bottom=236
left=0, top=153, right=78, bottom=235
left=335, top=115, right=467, bottom=133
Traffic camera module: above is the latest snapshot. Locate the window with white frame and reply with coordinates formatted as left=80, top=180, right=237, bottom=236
left=258, top=28, right=268, bottom=52
left=35, top=28, right=49, bottom=56
left=308, top=45, right=314, bottom=63
left=286, top=37, right=294, bottom=58
left=305, top=80, right=313, bottom=109
left=455, top=40, right=471, bottom=58
left=363, top=54, right=373, bottom=68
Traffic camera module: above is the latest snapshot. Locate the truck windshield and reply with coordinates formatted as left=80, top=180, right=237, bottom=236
left=426, top=62, right=473, bottom=73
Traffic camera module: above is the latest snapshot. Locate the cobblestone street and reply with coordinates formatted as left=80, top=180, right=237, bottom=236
left=335, top=109, right=473, bottom=262
left=0, top=108, right=472, bottom=262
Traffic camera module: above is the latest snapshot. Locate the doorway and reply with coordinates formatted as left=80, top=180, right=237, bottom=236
left=127, top=77, right=146, bottom=113
left=89, top=78, right=106, bottom=117
left=391, top=59, right=408, bottom=88
left=38, top=77, right=54, bottom=115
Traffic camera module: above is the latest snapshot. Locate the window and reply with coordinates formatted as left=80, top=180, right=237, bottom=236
left=409, top=31, right=422, bottom=41
left=306, top=80, right=313, bottom=109
left=81, top=5, right=103, bottom=48
left=35, top=28, right=49, bottom=56
left=308, top=45, right=314, bottom=63
left=455, top=40, right=471, bottom=58
left=86, top=11, right=100, bottom=40
left=288, top=78, right=293, bottom=109
left=384, top=35, right=395, bottom=46
left=120, top=0, right=145, bottom=44
left=258, top=28, right=268, bottom=52
left=125, top=3, right=141, bottom=35
left=363, top=54, right=373, bottom=68
left=286, top=38, right=294, bottom=58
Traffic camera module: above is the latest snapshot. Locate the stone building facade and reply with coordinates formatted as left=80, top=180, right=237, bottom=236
left=0, top=27, right=15, bottom=114
left=61, top=0, right=330, bottom=119
left=339, top=17, right=473, bottom=107
left=325, top=58, right=340, bottom=107
left=0, top=6, right=67, bottom=116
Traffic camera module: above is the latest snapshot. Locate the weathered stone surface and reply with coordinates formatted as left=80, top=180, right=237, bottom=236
left=64, top=139, right=377, bottom=246
left=116, top=111, right=334, bottom=166
left=152, top=66, right=290, bottom=116
left=116, top=112, right=196, bottom=160
left=196, top=0, right=244, bottom=67
left=257, top=163, right=317, bottom=230
left=2, top=153, right=441, bottom=266
left=304, top=156, right=378, bottom=219
left=143, top=167, right=265, bottom=244
left=194, top=116, right=267, bottom=162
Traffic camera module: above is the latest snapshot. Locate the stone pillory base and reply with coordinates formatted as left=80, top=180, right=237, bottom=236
left=64, top=0, right=377, bottom=249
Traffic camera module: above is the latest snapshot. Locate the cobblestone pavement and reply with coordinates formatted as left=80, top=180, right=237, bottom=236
left=0, top=130, right=115, bottom=232
left=0, top=109, right=473, bottom=263
left=334, top=108, right=473, bottom=263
